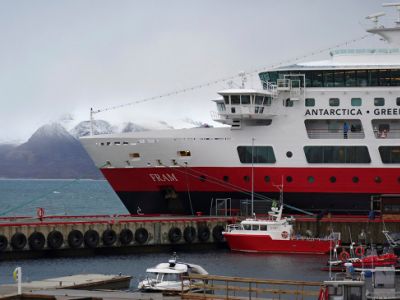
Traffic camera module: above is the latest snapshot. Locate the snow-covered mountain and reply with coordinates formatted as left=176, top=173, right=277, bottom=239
left=70, top=120, right=116, bottom=138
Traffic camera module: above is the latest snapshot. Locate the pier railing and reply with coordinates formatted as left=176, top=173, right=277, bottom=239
left=181, top=274, right=322, bottom=300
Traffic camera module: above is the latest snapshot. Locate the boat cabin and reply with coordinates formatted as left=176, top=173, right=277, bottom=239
left=213, top=89, right=276, bottom=127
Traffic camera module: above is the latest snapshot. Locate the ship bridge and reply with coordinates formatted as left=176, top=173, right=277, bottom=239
left=211, top=89, right=276, bottom=129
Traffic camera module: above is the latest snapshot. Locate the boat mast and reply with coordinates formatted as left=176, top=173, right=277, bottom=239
left=251, top=137, right=255, bottom=216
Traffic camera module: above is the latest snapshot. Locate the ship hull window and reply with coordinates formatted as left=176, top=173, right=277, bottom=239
left=237, top=146, right=276, bottom=164
left=379, top=146, right=400, bottom=163
left=305, top=98, right=315, bottom=107
left=231, top=95, right=240, bottom=105
left=351, top=98, right=362, bottom=107
left=374, top=98, right=385, bottom=107
left=304, top=146, right=371, bottom=163
left=329, top=98, right=340, bottom=107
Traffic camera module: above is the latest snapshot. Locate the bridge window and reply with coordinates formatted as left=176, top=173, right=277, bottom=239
left=237, top=146, right=276, bottom=164
left=231, top=95, right=240, bottom=105
left=379, top=146, right=400, bottom=163
left=329, top=98, right=340, bottom=107
left=374, top=98, right=385, bottom=106
left=241, top=95, right=251, bottom=105
left=304, top=146, right=371, bottom=163
left=305, top=98, right=315, bottom=107
left=351, top=98, right=362, bottom=106
left=255, top=96, right=264, bottom=105
left=223, top=95, right=229, bottom=104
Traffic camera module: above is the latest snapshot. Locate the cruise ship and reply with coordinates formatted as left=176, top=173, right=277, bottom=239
left=80, top=8, right=400, bottom=215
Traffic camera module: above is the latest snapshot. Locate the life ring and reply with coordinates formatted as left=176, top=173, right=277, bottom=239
left=355, top=245, right=365, bottom=257
left=281, top=231, right=289, bottom=239
left=197, top=225, right=210, bottom=242
left=47, top=230, right=64, bottom=249
left=339, top=250, right=350, bottom=262
left=84, top=230, right=99, bottom=248
left=212, top=225, right=225, bottom=242
left=67, top=230, right=84, bottom=249
left=0, top=235, right=8, bottom=251
left=28, top=232, right=45, bottom=251
left=11, top=232, right=27, bottom=250
left=102, top=229, right=117, bottom=246
left=183, top=226, right=196, bottom=243
left=135, top=228, right=149, bottom=244
left=168, top=227, right=182, bottom=243
left=119, top=228, right=133, bottom=245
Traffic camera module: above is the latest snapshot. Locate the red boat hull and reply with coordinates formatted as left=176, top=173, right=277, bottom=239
left=223, top=233, right=334, bottom=254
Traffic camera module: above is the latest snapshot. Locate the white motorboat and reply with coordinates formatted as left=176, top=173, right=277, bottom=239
left=138, top=253, right=208, bottom=293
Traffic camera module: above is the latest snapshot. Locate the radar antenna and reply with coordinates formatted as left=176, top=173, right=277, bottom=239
left=366, top=12, right=386, bottom=28
left=383, top=2, right=400, bottom=26
left=238, top=72, right=247, bottom=89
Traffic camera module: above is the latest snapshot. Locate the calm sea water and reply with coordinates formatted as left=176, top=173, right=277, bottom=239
left=0, top=179, right=329, bottom=287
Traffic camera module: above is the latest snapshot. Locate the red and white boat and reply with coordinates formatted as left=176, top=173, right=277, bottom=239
left=223, top=204, right=341, bottom=254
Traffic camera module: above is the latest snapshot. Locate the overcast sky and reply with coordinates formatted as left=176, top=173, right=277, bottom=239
left=0, top=0, right=392, bottom=142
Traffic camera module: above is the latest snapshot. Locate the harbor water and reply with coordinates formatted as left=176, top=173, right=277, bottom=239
left=0, top=179, right=349, bottom=287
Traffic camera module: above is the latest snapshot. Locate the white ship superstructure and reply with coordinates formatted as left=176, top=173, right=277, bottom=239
left=80, top=7, right=400, bottom=215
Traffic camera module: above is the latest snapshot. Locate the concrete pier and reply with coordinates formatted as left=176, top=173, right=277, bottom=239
left=0, top=214, right=232, bottom=258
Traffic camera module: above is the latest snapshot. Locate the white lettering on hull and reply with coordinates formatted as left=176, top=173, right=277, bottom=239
left=149, top=173, right=178, bottom=182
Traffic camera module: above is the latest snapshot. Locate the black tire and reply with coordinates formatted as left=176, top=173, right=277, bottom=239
left=168, top=227, right=182, bottom=243
left=119, top=229, right=133, bottom=245
left=68, top=230, right=84, bottom=249
left=183, top=226, right=196, bottom=243
left=212, top=225, right=225, bottom=242
left=197, top=226, right=210, bottom=242
left=135, top=228, right=148, bottom=244
left=28, top=232, right=45, bottom=250
left=0, top=235, right=8, bottom=251
left=47, top=230, right=64, bottom=249
left=102, top=229, right=117, bottom=246
left=84, top=230, right=99, bottom=248
left=11, top=232, right=27, bottom=250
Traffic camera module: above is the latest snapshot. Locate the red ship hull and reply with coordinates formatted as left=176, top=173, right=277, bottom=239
left=223, top=233, right=334, bottom=254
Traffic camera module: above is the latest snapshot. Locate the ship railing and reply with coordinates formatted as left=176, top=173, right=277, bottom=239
left=306, top=129, right=365, bottom=139
left=261, top=80, right=278, bottom=96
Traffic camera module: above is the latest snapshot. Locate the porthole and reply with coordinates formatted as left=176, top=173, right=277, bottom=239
left=308, top=176, right=314, bottom=183
left=352, top=176, right=359, bottom=183
left=374, top=176, right=382, bottom=183
left=286, top=176, right=293, bottom=183
left=244, top=175, right=250, bottom=182
left=223, top=176, right=229, bottom=182
left=330, top=176, right=336, bottom=183
left=199, top=175, right=206, bottom=182
left=286, top=151, right=293, bottom=158
left=264, top=176, right=271, bottom=183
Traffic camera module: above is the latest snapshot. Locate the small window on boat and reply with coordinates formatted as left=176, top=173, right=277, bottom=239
left=260, top=225, right=267, bottom=231
left=397, top=97, right=400, bottom=106
left=379, top=146, right=400, bottom=163
left=106, top=142, right=111, bottom=146
left=330, top=176, right=336, bottom=183
left=129, top=153, right=140, bottom=158
left=264, top=96, right=272, bottom=106
left=123, top=141, right=129, bottom=145
left=178, top=150, right=191, bottom=157
left=351, top=98, right=362, bottom=107
left=100, top=142, right=105, bottom=146
left=374, top=97, right=385, bottom=106
left=251, top=225, right=259, bottom=231
left=241, top=95, right=251, bottom=105
left=114, top=141, right=121, bottom=145
left=243, top=224, right=251, bottom=230
left=305, top=98, right=315, bottom=107
left=223, top=175, right=229, bottom=182
left=255, top=95, right=264, bottom=105
left=329, top=98, right=340, bottom=107
left=352, top=176, right=359, bottom=183
left=231, top=95, right=240, bottom=105
left=243, top=175, right=250, bottom=182
left=223, top=95, right=229, bottom=104
left=264, top=176, right=271, bottom=183
left=285, top=98, right=294, bottom=107
left=286, top=176, right=293, bottom=183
